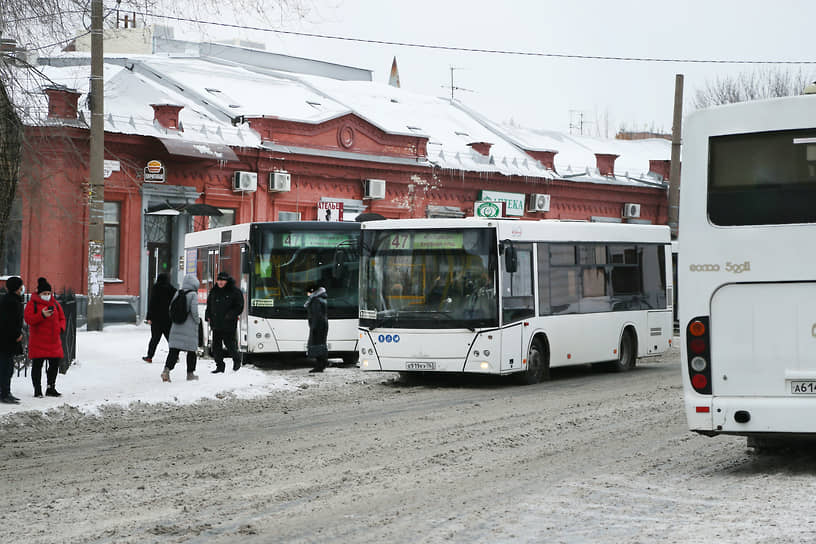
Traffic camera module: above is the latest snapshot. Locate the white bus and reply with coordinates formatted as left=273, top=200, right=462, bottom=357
left=184, top=222, right=360, bottom=363
left=357, top=218, right=673, bottom=383
left=679, top=94, right=816, bottom=442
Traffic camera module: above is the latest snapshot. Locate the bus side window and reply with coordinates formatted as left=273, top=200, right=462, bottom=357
left=501, top=243, right=534, bottom=324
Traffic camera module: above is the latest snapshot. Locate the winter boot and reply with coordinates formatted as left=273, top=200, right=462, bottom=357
left=186, top=372, right=199, bottom=381
left=161, top=368, right=171, bottom=382
left=45, top=386, right=61, bottom=397
left=142, top=357, right=153, bottom=363
left=34, top=385, right=43, bottom=398
left=211, top=366, right=225, bottom=374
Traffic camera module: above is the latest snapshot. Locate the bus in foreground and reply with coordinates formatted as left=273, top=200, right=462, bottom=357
left=184, top=222, right=360, bottom=363
left=357, top=218, right=672, bottom=383
left=679, top=94, right=816, bottom=444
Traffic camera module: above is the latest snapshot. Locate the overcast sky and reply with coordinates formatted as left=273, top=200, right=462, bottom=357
left=172, top=0, right=816, bottom=136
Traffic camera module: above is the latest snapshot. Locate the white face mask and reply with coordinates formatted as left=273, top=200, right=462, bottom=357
left=40, top=294, right=52, bottom=301
left=19, top=285, right=24, bottom=295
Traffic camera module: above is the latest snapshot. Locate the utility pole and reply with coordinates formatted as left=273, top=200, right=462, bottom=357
left=87, top=0, right=105, bottom=331
left=668, top=74, right=683, bottom=239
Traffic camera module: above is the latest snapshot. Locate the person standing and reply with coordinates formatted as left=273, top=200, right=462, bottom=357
left=0, top=276, right=25, bottom=404
left=143, top=273, right=176, bottom=363
left=24, top=277, right=65, bottom=398
left=304, top=286, right=329, bottom=373
left=161, top=274, right=200, bottom=382
left=205, top=271, right=244, bottom=373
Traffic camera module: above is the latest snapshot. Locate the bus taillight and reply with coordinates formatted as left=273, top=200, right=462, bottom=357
left=686, top=317, right=712, bottom=395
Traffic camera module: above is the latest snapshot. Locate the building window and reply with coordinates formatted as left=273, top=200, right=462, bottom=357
left=0, top=197, right=22, bottom=276
left=209, top=208, right=235, bottom=229
left=278, top=211, right=301, bottom=221
left=104, top=201, right=121, bottom=279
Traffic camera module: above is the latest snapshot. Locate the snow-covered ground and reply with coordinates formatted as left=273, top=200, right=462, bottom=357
left=0, top=323, right=301, bottom=416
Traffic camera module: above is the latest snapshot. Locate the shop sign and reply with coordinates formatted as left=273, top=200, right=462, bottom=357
left=104, top=160, right=120, bottom=178
left=318, top=201, right=344, bottom=221
left=144, top=160, right=166, bottom=183
left=474, top=200, right=504, bottom=218
left=477, top=190, right=524, bottom=216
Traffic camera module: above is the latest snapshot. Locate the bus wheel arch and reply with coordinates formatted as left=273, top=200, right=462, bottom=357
left=517, top=333, right=550, bottom=385
left=611, top=325, right=638, bottom=372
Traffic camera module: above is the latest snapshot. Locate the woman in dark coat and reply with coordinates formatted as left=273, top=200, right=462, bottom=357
left=304, top=286, right=329, bottom=373
left=143, top=273, right=176, bottom=363
left=24, top=277, right=66, bottom=397
left=0, top=276, right=25, bottom=403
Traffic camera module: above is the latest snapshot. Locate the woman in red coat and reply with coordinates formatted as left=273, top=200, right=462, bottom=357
left=24, top=277, right=66, bottom=397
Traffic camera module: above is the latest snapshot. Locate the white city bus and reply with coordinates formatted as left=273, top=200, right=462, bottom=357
left=357, top=218, right=673, bottom=383
left=679, top=94, right=816, bottom=442
left=184, top=222, right=360, bottom=363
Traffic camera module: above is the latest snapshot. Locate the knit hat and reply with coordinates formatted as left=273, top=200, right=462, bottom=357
left=37, top=277, right=52, bottom=293
left=5, top=276, right=22, bottom=293
left=217, top=272, right=230, bottom=281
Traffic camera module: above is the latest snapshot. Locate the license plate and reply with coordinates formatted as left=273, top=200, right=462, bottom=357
left=406, top=361, right=435, bottom=370
left=791, top=381, right=816, bottom=394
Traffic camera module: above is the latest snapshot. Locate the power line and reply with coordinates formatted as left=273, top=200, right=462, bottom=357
left=133, top=9, right=816, bottom=65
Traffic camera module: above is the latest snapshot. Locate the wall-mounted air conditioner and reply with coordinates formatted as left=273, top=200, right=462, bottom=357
left=364, top=179, right=386, bottom=199
left=622, top=203, right=641, bottom=218
left=232, top=171, right=257, bottom=192
left=528, top=193, right=551, bottom=212
left=269, top=171, right=291, bottom=192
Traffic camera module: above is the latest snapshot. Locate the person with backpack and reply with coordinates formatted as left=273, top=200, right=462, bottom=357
left=161, top=274, right=200, bottom=382
left=205, top=271, right=244, bottom=374
left=24, top=277, right=66, bottom=397
left=143, top=273, right=176, bottom=363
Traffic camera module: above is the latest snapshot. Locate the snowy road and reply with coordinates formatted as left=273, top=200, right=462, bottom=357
left=1, top=341, right=814, bottom=543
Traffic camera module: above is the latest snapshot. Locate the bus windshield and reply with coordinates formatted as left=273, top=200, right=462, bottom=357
left=360, top=227, right=498, bottom=329
left=250, top=227, right=359, bottom=319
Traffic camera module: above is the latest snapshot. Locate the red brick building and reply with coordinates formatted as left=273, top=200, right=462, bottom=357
left=5, top=44, right=670, bottom=321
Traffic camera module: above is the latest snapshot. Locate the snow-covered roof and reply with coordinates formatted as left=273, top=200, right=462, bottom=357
left=14, top=51, right=669, bottom=187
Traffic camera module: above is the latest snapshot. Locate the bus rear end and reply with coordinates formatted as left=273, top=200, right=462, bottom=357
left=680, top=95, right=816, bottom=439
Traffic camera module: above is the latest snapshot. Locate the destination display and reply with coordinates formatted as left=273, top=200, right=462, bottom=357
left=280, top=232, right=356, bottom=248
left=383, top=231, right=464, bottom=251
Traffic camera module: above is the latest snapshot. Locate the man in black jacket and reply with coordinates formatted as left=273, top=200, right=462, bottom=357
left=305, top=285, right=329, bottom=373
left=205, top=271, right=244, bottom=373
left=143, top=273, right=176, bottom=363
left=0, top=276, right=25, bottom=404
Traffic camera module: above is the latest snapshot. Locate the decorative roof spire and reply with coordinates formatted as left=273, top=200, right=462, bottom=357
left=388, top=56, right=400, bottom=88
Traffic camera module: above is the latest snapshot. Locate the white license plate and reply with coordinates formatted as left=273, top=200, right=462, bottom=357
left=406, top=361, right=435, bottom=370
left=791, top=381, right=816, bottom=394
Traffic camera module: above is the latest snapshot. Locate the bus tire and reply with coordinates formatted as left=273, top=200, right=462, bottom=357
left=608, top=328, right=637, bottom=372
left=341, top=352, right=359, bottom=366
left=517, top=338, right=549, bottom=385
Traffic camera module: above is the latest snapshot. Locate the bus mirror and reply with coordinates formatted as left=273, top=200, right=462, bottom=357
left=503, top=243, right=517, bottom=273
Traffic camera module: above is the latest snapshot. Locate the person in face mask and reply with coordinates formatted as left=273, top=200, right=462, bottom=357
left=24, top=277, right=66, bottom=397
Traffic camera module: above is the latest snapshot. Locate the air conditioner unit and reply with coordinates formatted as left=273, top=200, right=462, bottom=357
left=622, top=203, right=641, bottom=218
left=268, top=171, right=291, bottom=192
left=232, top=171, right=257, bottom=192
left=528, top=193, right=551, bottom=212
left=364, top=179, right=386, bottom=199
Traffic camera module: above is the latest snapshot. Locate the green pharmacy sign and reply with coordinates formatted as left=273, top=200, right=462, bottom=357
left=477, top=190, right=524, bottom=216
left=474, top=200, right=503, bottom=218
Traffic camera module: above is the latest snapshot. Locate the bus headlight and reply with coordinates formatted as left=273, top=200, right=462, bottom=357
left=480, top=362, right=489, bottom=370
left=473, top=350, right=480, bottom=357
left=483, top=349, right=490, bottom=357
left=256, top=333, right=262, bottom=338
left=362, top=360, right=369, bottom=368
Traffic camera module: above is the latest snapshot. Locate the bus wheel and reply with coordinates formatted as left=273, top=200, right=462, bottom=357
left=341, top=352, right=359, bottom=366
left=610, top=329, right=636, bottom=372
left=517, top=339, right=549, bottom=385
